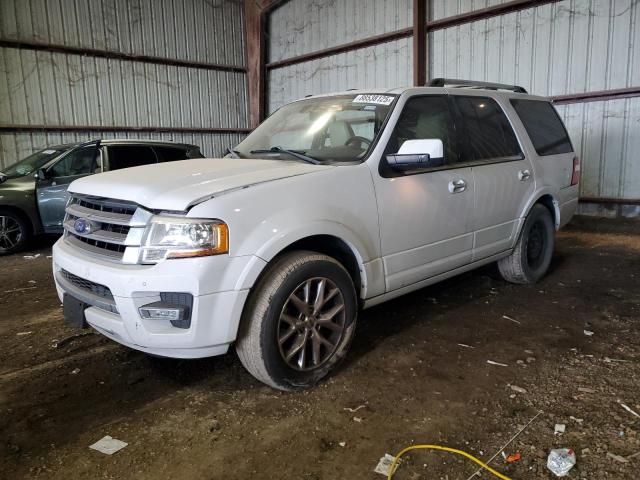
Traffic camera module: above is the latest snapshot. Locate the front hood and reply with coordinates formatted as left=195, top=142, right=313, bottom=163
left=0, top=174, right=35, bottom=191
left=69, top=158, right=334, bottom=211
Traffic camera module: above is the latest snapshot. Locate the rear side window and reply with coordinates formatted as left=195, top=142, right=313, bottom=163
left=154, top=146, right=190, bottom=162
left=454, top=96, right=522, bottom=161
left=108, top=146, right=157, bottom=170
left=510, top=99, right=573, bottom=156
left=186, top=147, right=204, bottom=158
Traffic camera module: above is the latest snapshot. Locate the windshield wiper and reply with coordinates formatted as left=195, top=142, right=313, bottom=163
left=249, top=146, right=321, bottom=165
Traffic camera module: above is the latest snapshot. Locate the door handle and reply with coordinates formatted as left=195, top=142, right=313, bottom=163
left=448, top=179, right=467, bottom=193
left=518, top=169, right=531, bottom=181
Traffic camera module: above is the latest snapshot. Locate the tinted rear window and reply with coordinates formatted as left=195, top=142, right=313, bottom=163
left=510, top=99, right=573, bottom=156
left=454, top=96, right=522, bottom=161
left=154, top=146, right=190, bottom=162
left=108, top=146, right=157, bottom=170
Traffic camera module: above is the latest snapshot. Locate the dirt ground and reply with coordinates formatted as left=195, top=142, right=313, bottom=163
left=1, top=217, right=639, bottom=480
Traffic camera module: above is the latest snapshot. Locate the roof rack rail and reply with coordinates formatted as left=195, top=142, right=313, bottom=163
left=428, top=78, right=528, bottom=94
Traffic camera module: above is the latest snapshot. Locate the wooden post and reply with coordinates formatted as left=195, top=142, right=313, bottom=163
left=244, top=2, right=265, bottom=129
left=244, top=1, right=283, bottom=129
left=413, top=0, right=428, bottom=86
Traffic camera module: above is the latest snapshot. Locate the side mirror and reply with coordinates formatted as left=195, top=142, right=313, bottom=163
left=386, top=139, right=444, bottom=172
left=34, top=168, right=48, bottom=181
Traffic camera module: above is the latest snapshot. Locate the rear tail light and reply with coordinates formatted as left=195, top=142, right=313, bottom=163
left=571, top=156, right=580, bottom=186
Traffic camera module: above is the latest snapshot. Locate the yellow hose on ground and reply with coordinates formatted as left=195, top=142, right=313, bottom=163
left=387, top=444, right=512, bottom=480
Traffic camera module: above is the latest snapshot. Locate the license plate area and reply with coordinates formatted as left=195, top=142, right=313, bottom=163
left=63, top=293, right=89, bottom=328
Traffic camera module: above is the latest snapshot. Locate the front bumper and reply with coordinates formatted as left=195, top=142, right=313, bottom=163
left=52, top=237, right=263, bottom=358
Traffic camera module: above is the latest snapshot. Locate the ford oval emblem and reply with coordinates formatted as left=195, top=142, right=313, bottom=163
left=74, top=218, right=96, bottom=234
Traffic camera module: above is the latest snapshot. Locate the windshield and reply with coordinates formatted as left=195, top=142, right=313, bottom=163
left=234, top=94, right=396, bottom=163
left=2, top=147, right=67, bottom=179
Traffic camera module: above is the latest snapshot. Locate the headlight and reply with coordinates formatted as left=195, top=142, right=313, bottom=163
left=140, top=217, right=229, bottom=263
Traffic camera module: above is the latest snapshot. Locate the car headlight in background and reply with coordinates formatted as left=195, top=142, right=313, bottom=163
left=140, top=217, right=229, bottom=263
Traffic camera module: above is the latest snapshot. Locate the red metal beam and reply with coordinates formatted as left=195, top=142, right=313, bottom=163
left=265, top=27, right=413, bottom=70
left=413, top=0, right=428, bottom=86
left=0, top=39, right=246, bottom=73
left=579, top=197, right=640, bottom=205
left=551, top=87, right=640, bottom=105
left=0, top=124, right=251, bottom=134
left=426, top=0, right=562, bottom=32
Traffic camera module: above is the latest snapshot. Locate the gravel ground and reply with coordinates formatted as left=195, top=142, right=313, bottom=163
left=0, top=217, right=639, bottom=480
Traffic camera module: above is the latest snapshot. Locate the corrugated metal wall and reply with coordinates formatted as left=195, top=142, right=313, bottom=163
left=267, top=0, right=412, bottom=112
left=430, top=0, right=640, bottom=202
left=431, top=0, right=512, bottom=20
left=268, top=0, right=412, bottom=61
left=556, top=99, right=640, bottom=204
left=0, top=0, right=248, bottom=169
left=0, top=0, right=245, bottom=65
left=268, top=38, right=413, bottom=112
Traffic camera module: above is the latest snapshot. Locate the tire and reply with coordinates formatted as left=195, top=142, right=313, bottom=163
left=498, top=204, right=555, bottom=284
left=0, top=209, right=30, bottom=255
left=236, top=251, right=357, bottom=391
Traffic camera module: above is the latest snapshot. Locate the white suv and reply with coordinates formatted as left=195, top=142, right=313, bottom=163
left=52, top=79, right=580, bottom=390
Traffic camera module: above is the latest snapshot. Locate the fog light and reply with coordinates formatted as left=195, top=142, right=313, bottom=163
left=139, top=293, right=193, bottom=329
left=139, top=302, right=186, bottom=322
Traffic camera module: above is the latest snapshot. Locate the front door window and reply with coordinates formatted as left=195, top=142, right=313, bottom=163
left=49, top=147, right=99, bottom=177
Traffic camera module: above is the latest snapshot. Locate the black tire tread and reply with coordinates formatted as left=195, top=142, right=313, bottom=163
left=498, top=204, right=553, bottom=284
left=235, top=251, right=350, bottom=390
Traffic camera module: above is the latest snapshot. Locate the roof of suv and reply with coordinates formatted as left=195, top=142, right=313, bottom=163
left=303, top=81, right=549, bottom=102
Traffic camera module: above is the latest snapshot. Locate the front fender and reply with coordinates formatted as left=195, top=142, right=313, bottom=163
left=254, top=220, right=372, bottom=264
left=230, top=221, right=372, bottom=294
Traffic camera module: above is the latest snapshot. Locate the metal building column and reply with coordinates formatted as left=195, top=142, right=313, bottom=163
left=244, top=0, right=283, bottom=129
left=413, top=0, right=428, bottom=86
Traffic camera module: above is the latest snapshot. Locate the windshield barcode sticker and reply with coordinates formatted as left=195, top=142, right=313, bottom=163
left=352, top=94, right=394, bottom=106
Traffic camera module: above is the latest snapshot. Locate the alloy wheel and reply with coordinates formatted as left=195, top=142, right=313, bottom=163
left=0, top=216, right=23, bottom=252
left=277, top=277, right=346, bottom=371
left=526, top=220, right=546, bottom=269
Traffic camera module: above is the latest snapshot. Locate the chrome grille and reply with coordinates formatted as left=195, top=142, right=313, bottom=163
left=76, top=236, right=127, bottom=254
left=75, top=196, right=136, bottom=216
left=64, top=194, right=151, bottom=263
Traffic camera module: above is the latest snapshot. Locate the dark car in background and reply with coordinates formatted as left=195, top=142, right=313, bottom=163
left=0, top=139, right=203, bottom=254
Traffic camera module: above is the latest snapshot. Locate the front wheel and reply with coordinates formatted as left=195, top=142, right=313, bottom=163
left=236, top=251, right=357, bottom=390
left=498, top=204, right=555, bottom=284
left=0, top=210, right=30, bottom=255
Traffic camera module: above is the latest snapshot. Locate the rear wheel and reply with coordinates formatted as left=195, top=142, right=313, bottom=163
left=0, top=210, right=30, bottom=255
left=498, top=204, right=555, bottom=284
left=236, top=251, right=357, bottom=390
